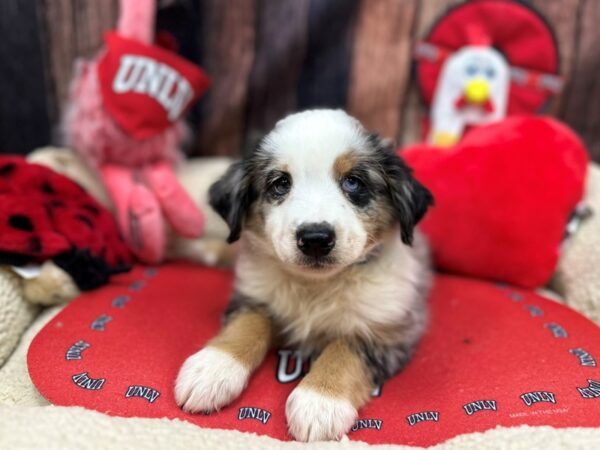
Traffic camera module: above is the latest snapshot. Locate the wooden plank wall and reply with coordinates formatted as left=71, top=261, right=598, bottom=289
left=1, top=0, right=599, bottom=160
left=43, top=0, right=119, bottom=127
left=0, top=0, right=53, bottom=154
left=194, top=0, right=256, bottom=157
left=559, top=0, right=600, bottom=159
left=245, top=0, right=311, bottom=151
left=348, top=0, right=418, bottom=139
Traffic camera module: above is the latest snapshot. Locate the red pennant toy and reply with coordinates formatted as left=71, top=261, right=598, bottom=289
left=98, top=32, right=209, bottom=140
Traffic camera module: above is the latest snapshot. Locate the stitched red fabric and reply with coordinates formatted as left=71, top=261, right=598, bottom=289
left=0, top=156, right=131, bottom=289
left=28, top=263, right=600, bottom=446
left=97, top=32, right=210, bottom=139
left=402, top=117, right=588, bottom=288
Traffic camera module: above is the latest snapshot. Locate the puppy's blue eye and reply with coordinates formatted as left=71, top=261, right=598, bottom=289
left=270, top=175, right=291, bottom=197
left=341, top=176, right=363, bottom=194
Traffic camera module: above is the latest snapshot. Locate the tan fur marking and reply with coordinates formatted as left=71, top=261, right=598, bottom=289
left=333, top=152, right=359, bottom=179
left=211, top=240, right=239, bottom=266
left=362, top=209, right=395, bottom=247
left=299, top=340, right=373, bottom=408
left=333, top=151, right=395, bottom=246
left=209, top=310, right=272, bottom=371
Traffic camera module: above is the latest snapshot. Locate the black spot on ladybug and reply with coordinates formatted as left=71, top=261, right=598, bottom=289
left=41, top=181, right=56, bottom=194
left=462, top=338, right=472, bottom=345
left=76, top=214, right=95, bottom=229
left=0, top=163, right=16, bottom=176
left=28, top=236, right=42, bottom=253
left=50, top=200, right=65, bottom=208
left=9, top=214, right=34, bottom=231
left=82, top=204, right=100, bottom=215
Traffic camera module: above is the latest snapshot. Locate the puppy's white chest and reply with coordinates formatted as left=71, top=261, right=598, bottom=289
left=275, top=287, right=372, bottom=345
left=235, top=234, right=424, bottom=351
left=238, top=266, right=411, bottom=351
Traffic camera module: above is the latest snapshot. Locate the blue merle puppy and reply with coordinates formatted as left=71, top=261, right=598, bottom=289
left=175, top=109, right=433, bottom=441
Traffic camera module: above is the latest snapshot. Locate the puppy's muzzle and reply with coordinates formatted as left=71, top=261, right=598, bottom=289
left=296, top=222, right=336, bottom=258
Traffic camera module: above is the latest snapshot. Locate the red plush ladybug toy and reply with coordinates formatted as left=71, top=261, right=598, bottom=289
left=0, top=157, right=132, bottom=290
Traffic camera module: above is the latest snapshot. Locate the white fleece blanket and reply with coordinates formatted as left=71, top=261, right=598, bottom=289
left=2, top=404, right=600, bottom=450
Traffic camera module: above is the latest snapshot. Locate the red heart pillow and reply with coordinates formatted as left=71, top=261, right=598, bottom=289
left=403, top=117, right=588, bottom=288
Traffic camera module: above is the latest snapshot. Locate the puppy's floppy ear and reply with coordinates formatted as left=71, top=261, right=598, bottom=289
left=209, top=160, right=256, bottom=243
left=372, top=135, right=434, bottom=245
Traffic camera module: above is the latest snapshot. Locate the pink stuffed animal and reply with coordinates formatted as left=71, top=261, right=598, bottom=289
left=64, top=0, right=209, bottom=263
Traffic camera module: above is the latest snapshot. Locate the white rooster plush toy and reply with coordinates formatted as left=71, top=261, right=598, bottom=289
left=428, top=45, right=510, bottom=146
left=414, top=0, right=564, bottom=147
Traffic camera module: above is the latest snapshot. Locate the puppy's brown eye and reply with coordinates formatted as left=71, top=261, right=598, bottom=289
left=269, top=175, right=292, bottom=197
left=341, top=176, right=363, bottom=194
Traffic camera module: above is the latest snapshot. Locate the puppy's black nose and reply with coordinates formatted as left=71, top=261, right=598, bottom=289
left=296, top=223, right=336, bottom=258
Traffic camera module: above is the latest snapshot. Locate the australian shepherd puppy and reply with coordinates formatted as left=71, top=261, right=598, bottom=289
left=175, top=109, right=434, bottom=441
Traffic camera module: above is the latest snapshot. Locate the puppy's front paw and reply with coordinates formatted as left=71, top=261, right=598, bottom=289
left=175, top=347, right=249, bottom=413
left=285, top=386, right=357, bottom=442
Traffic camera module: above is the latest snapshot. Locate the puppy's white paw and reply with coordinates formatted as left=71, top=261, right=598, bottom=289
left=175, top=347, right=249, bottom=413
left=285, top=386, right=357, bottom=442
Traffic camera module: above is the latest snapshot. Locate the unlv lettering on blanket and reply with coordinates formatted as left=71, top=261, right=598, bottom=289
left=113, top=55, right=193, bottom=121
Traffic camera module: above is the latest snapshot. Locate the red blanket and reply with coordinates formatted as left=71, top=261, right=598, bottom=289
left=28, top=263, right=600, bottom=446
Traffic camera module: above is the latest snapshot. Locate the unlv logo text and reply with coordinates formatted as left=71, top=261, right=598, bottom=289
left=569, top=348, right=597, bottom=367
left=577, top=379, right=600, bottom=399
left=520, top=391, right=556, bottom=406
left=65, top=340, right=90, bottom=360
left=72, top=372, right=105, bottom=390
left=463, top=399, right=497, bottom=416
left=406, top=411, right=439, bottom=426
left=544, top=323, right=568, bottom=338
left=125, top=385, right=160, bottom=403
left=276, top=349, right=382, bottom=396
left=90, top=314, right=112, bottom=331
left=276, top=350, right=310, bottom=383
left=112, top=295, right=131, bottom=308
left=351, top=419, right=383, bottom=432
left=238, top=407, right=271, bottom=424
left=113, top=55, right=193, bottom=121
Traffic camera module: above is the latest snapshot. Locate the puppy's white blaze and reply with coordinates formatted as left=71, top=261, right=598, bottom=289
left=267, top=110, right=369, bottom=162
left=286, top=386, right=357, bottom=442
left=174, top=347, right=249, bottom=413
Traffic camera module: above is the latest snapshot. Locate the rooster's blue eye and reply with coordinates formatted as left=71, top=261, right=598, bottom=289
left=466, top=64, right=478, bottom=76
left=485, top=66, right=496, bottom=79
